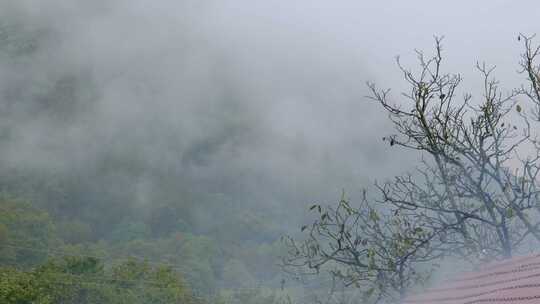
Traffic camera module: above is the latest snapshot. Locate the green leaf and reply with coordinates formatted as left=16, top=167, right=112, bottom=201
left=369, top=210, right=380, bottom=222
left=506, top=208, right=514, bottom=218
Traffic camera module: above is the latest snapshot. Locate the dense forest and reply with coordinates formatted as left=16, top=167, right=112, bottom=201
left=0, top=3, right=300, bottom=304
left=0, top=1, right=384, bottom=303
left=2, top=1, right=540, bottom=304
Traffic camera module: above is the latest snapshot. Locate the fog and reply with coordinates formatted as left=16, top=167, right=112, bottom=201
left=0, top=0, right=407, bottom=226
left=0, top=0, right=539, bottom=302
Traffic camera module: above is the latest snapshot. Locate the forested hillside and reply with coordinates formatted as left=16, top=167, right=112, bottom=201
left=0, top=5, right=297, bottom=303
left=2, top=1, right=540, bottom=304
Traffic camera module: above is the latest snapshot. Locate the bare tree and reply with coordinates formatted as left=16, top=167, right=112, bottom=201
left=283, top=35, right=540, bottom=304
left=518, top=33, right=540, bottom=121
left=282, top=192, right=443, bottom=303
left=368, top=36, right=540, bottom=261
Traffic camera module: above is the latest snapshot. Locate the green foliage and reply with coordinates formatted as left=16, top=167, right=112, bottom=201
left=109, top=221, right=150, bottom=242
left=0, top=160, right=289, bottom=303
left=0, top=256, right=201, bottom=304
left=0, top=267, right=46, bottom=304
left=106, top=232, right=221, bottom=294
left=0, top=197, right=59, bottom=267
left=57, top=220, right=95, bottom=244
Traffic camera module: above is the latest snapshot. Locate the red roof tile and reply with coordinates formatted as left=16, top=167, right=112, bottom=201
left=404, top=254, right=540, bottom=304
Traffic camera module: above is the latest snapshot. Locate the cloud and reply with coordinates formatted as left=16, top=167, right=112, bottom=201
left=0, top=0, right=534, bottom=235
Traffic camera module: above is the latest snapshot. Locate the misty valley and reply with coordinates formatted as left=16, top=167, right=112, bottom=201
left=2, top=1, right=540, bottom=304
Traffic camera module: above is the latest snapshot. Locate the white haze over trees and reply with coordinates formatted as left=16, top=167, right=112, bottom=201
left=0, top=1, right=539, bottom=304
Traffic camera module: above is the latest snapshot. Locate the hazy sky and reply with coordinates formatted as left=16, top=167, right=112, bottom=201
left=0, top=0, right=539, bottom=229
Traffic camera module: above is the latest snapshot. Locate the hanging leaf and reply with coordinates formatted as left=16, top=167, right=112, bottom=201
left=506, top=208, right=514, bottom=218
left=369, top=210, right=380, bottom=222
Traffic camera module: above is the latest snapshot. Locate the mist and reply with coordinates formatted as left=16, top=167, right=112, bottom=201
left=0, top=0, right=539, bottom=303
left=0, top=0, right=409, bottom=232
